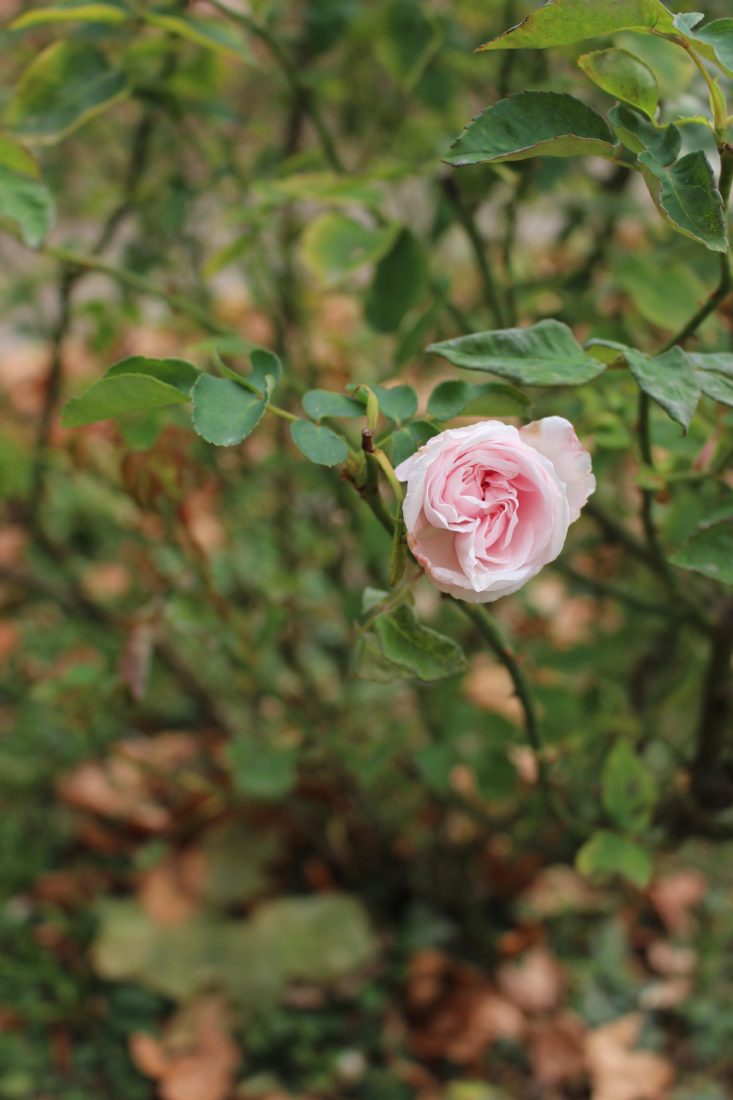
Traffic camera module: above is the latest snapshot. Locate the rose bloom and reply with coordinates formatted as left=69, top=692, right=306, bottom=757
left=395, top=417, right=595, bottom=603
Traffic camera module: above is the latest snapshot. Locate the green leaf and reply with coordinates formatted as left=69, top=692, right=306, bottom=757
left=106, top=356, right=200, bottom=394
left=687, top=352, right=733, bottom=407
left=376, top=0, right=443, bottom=91
left=364, top=228, right=427, bottom=333
left=608, top=105, right=680, bottom=166
left=266, top=171, right=383, bottom=209
left=93, top=893, right=376, bottom=1007
left=446, top=92, right=617, bottom=167
left=602, top=741, right=656, bottom=832
left=427, top=379, right=529, bottom=421
left=578, top=48, right=658, bottom=117
left=0, top=136, right=39, bottom=177
left=576, top=830, right=652, bottom=888
left=249, top=894, right=377, bottom=985
left=428, top=320, right=605, bottom=386
left=477, top=0, right=676, bottom=51
left=673, top=13, right=733, bottom=76
left=300, top=213, right=396, bottom=285
left=290, top=420, right=349, bottom=466
left=0, top=166, right=54, bottom=247
left=249, top=348, right=283, bottom=390
left=302, top=390, right=364, bottom=420
left=144, top=12, right=251, bottom=58
left=671, top=519, right=733, bottom=585
left=625, top=346, right=701, bottom=430
left=11, top=1, right=130, bottom=29
left=191, top=375, right=268, bottom=446
left=228, top=734, right=297, bottom=801
left=61, top=358, right=199, bottom=427
left=356, top=603, right=468, bottom=683
left=387, top=420, right=438, bottom=467
left=369, top=384, right=418, bottom=423
left=615, top=255, right=707, bottom=330
left=6, top=42, right=128, bottom=143
left=639, top=150, right=727, bottom=253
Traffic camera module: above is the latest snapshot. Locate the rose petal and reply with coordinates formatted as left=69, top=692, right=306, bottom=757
left=519, top=416, right=595, bottom=524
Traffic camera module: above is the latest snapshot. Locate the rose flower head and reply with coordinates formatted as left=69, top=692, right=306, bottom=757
left=395, top=417, right=595, bottom=603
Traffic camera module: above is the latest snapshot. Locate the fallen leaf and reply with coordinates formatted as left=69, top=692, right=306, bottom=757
left=529, top=1013, right=587, bottom=1086
left=130, top=996, right=240, bottom=1100
left=58, top=733, right=201, bottom=833
left=586, top=1014, right=674, bottom=1100
left=497, top=947, right=566, bottom=1014
left=138, top=849, right=206, bottom=926
left=119, top=618, right=156, bottom=702
left=462, top=657, right=522, bottom=723
left=646, top=940, right=697, bottom=978
left=406, top=952, right=524, bottom=1066
left=648, top=871, right=706, bottom=935
left=519, top=864, right=602, bottom=917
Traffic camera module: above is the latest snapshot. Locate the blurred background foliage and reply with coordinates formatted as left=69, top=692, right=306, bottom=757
left=1, top=0, right=733, bottom=1097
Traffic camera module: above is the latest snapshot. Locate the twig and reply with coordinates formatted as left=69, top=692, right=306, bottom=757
left=691, top=598, right=733, bottom=810
left=453, top=600, right=581, bottom=835
left=439, top=174, right=507, bottom=328
left=208, top=0, right=345, bottom=174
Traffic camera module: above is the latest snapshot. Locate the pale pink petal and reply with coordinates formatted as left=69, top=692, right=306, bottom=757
left=519, top=416, right=595, bottom=523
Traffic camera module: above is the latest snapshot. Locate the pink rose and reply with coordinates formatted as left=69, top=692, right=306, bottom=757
left=395, top=417, right=595, bottom=603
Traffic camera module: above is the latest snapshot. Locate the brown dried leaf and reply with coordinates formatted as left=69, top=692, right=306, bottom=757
left=130, top=996, right=240, bottom=1100
left=529, top=1013, right=587, bottom=1086
left=58, top=733, right=200, bottom=833
left=646, top=940, right=697, bottom=978
left=497, top=947, right=566, bottom=1014
left=462, top=657, right=522, bottom=723
left=138, top=849, right=206, bottom=926
left=586, top=1014, right=674, bottom=1100
left=119, top=619, right=156, bottom=702
left=648, top=871, right=706, bottom=935
left=407, top=952, right=524, bottom=1066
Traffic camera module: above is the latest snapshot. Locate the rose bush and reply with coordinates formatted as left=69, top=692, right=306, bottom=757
left=395, top=418, right=595, bottom=602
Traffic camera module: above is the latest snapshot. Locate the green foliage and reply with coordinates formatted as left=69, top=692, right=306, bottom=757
left=93, top=893, right=377, bottom=1007
left=671, top=518, right=733, bottom=584
left=626, top=347, right=701, bottom=430
left=602, top=741, right=656, bottom=831
left=6, top=42, right=128, bottom=143
left=364, top=228, right=427, bottom=333
left=476, top=0, right=676, bottom=51
left=639, top=151, right=728, bottom=253
left=428, top=320, right=606, bottom=386
left=3, top=0, right=733, bottom=1091
left=192, top=374, right=269, bottom=446
left=674, top=13, right=733, bottom=75
left=356, top=597, right=468, bottom=682
left=301, top=214, right=397, bottom=284
left=427, top=380, right=529, bottom=421
left=446, top=92, right=617, bottom=166
left=576, top=829, right=653, bottom=887
left=578, top=48, right=659, bottom=117
left=0, top=165, right=54, bottom=247
left=289, top=419, right=349, bottom=465
left=61, top=357, right=198, bottom=427
left=10, top=2, right=130, bottom=29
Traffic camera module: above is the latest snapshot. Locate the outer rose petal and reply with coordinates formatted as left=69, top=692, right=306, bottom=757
left=519, top=416, right=595, bottom=523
